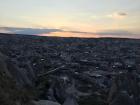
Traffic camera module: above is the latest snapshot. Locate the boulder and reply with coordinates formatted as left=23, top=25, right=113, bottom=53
left=33, top=100, right=61, bottom=105
left=63, top=96, right=78, bottom=105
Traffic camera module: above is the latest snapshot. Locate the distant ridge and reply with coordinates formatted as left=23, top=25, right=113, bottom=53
left=0, top=32, right=139, bottom=40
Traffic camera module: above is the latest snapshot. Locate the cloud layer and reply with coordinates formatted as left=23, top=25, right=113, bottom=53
left=0, top=27, right=139, bottom=38
left=0, top=27, right=62, bottom=35
left=107, top=12, right=128, bottom=19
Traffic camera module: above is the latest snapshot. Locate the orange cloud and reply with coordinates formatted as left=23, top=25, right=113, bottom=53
left=41, top=31, right=99, bottom=38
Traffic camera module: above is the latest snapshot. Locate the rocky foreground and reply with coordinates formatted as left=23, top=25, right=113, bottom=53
left=0, top=33, right=140, bottom=105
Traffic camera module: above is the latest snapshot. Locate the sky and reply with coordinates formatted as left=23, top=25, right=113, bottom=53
left=0, top=0, right=140, bottom=38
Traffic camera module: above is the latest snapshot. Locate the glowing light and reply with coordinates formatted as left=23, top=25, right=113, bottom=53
left=40, top=31, right=99, bottom=38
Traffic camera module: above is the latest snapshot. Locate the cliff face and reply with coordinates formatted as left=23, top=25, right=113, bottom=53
left=0, top=33, right=140, bottom=105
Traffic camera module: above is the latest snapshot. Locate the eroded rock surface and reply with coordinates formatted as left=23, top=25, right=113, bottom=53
left=0, top=33, right=140, bottom=105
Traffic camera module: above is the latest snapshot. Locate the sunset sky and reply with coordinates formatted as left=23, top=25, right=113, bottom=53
left=0, top=0, right=140, bottom=38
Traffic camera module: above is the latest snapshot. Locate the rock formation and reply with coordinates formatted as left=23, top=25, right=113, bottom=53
left=0, top=33, right=140, bottom=105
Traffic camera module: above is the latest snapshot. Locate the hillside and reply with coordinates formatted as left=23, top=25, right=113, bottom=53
left=0, top=33, right=140, bottom=105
